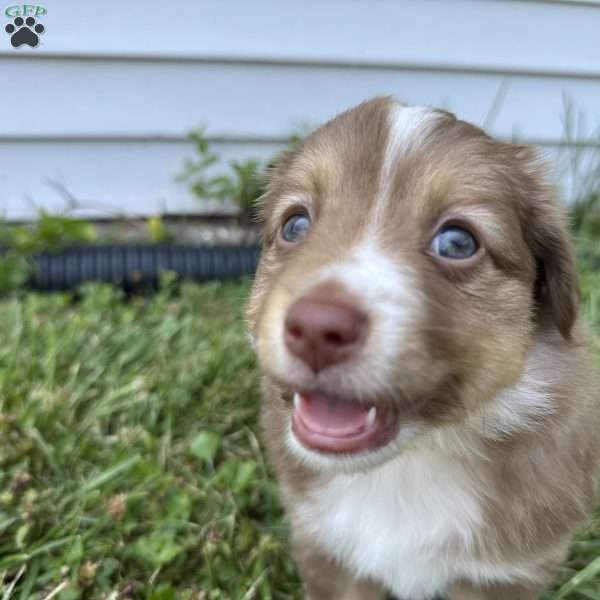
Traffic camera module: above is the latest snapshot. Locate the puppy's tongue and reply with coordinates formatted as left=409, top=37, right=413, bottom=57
left=294, top=393, right=372, bottom=437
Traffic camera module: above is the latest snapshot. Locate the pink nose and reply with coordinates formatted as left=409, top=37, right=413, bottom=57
left=284, top=296, right=368, bottom=372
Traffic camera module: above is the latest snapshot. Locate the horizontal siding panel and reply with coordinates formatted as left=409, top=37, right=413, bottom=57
left=1, top=0, right=598, bottom=221
left=1, top=1, right=599, bottom=77
left=0, top=140, right=593, bottom=221
left=0, top=58, right=599, bottom=144
left=528, top=1, right=600, bottom=6
left=0, top=141, right=283, bottom=221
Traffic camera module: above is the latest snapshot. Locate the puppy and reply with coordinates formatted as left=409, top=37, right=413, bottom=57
left=247, top=97, right=600, bottom=600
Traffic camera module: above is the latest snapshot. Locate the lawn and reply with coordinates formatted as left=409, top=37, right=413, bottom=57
left=0, top=238, right=599, bottom=600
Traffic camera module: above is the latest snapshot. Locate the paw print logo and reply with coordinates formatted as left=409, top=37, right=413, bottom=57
left=5, top=16, right=45, bottom=48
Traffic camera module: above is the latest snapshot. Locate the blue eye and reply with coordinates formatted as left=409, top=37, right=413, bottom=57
left=281, top=213, right=311, bottom=243
left=432, top=226, right=478, bottom=260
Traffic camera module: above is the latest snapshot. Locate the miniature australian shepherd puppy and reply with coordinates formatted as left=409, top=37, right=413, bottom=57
left=247, top=97, right=600, bottom=600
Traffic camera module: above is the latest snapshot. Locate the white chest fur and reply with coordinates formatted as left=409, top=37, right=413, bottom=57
left=294, top=448, right=502, bottom=599
left=291, top=348, right=560, bottom=598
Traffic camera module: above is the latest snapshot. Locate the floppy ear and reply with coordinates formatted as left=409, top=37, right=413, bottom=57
left=514, top=147, right=580, bottom=340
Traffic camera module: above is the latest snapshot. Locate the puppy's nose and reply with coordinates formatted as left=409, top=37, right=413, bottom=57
left=284, top=297, right=368, bottom=372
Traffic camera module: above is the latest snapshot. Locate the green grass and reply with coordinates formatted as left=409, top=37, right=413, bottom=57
left=0, top=240, right=599, bottom=600
left=0, top=280, right=296, bottom=599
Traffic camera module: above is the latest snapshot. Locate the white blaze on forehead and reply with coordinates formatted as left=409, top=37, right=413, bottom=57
left=372, top=102, right=441, bottom=230
left=382, top=103, right=440, bottom=182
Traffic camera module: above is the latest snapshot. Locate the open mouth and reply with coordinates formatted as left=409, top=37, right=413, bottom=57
left=292, top=392, right=399, bottom=454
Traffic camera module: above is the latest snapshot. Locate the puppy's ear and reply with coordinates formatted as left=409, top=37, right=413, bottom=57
left=515, top=146, right=580, bottom=340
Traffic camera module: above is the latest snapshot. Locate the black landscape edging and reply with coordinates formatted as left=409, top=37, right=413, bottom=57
left=26, top=244, right=261, bottom=291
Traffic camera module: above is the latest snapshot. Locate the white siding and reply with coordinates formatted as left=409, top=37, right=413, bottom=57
left=0, top=0, right=599, bottom=220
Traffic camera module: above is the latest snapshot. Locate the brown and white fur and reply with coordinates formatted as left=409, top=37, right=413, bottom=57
left=247, top=97, right=600, bottom=600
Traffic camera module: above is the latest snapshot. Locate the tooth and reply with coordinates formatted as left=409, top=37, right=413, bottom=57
left=293, top=393, right=301, bottom=410
left=366, top=407, right=377, bottom=428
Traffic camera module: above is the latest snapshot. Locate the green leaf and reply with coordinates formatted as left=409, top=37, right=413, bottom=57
left=15, top=523, right=30, bottom=549
left=555, top=555, right=600, bottom=598
left=65, top=536, right=84, bottom=565
left=58, top=586, right=81, bottom=600
left=0, top=253, right=30, bottom=292
left=79, top=455, right=140, bottom=494
left=190, top=431, right=221, bottom=464
left=147, top=585, right=177, bottom=600
left=233, top=461, right=257, bottom=494
left=131, top=532, right=183, bottom=568
left=146, top=215, right=171, bottom=243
